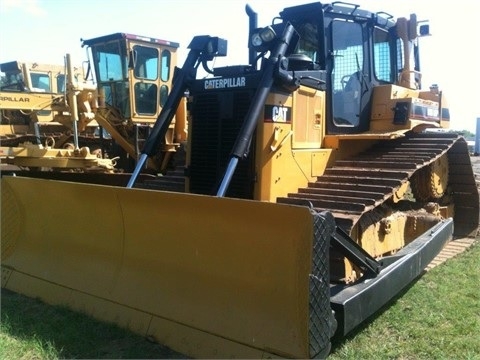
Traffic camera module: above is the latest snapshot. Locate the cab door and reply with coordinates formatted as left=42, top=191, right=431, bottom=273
left=128, top=40, right=175, bottom=123
left=327, top=19, right=372, bottom=134
left=129, top=43, right=160, bottom=120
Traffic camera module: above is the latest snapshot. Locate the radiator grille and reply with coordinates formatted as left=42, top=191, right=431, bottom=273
left=189, top=90, right=256, bottom=199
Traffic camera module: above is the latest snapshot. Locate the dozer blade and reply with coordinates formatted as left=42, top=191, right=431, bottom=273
left=1, top=176, right=335, bottom=359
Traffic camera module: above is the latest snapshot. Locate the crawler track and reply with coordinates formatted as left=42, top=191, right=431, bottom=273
left=276, top=132, right=479, bottom=237
left=426, top=237, right=477, bottom=271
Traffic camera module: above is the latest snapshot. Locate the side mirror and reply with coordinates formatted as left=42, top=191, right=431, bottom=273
left=419, top=24, right=431, bottom=36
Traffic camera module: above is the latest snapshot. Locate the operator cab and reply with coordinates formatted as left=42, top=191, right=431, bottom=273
left=0, top=60, right=79, bottom=123
left=81, top=33, right=179, bottom=123
left=0, top=61, right=70, bottom=93
left=266, top=2, right=428, bottom=134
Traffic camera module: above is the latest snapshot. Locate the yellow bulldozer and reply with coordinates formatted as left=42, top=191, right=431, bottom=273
left=1, top=2, right=478, bottom=359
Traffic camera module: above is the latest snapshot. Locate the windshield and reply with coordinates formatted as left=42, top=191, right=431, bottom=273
left=91, top=41, right=130, bottom=117
left=294, top=21, right=320, bottom=64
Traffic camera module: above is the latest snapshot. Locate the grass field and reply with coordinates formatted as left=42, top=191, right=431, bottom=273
left=328, top=238, right=480, bottom=360
left=1, top=239, right=479, bottom=359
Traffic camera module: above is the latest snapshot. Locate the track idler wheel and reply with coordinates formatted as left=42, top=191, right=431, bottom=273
left=411, top=156, right=449, bottom=201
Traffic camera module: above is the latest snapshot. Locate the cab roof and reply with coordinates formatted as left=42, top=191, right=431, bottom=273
left=81, top=32, right=180, bottom=48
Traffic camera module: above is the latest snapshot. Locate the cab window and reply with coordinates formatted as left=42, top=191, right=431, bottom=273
left=373, top=27, right=392, bottom=83
left=161, top=50, right=171, bottom=82
left=133, top=45, right=159, bottom=81
left=31, top=73, right=50, bottom=92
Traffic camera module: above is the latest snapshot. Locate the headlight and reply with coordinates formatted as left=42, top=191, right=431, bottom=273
left=259, top=26, right=276, bottom=43
left=250, top=26, right=277, bottom=51
left=251, top=33, right=263, bottom=47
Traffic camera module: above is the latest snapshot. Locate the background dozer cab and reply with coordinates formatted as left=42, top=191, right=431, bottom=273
left=1, top=1, right=478, bottom=359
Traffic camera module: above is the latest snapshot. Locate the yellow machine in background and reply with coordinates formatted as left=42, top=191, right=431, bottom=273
left=80, top=33, right=187, bottom=172
left=0, top=59, right=90, bottom=143
left=1, top=2, right=478, bottom=359
left=0, top=33, right=186, bottom=175
left=0, top=56, right=113, bottom=170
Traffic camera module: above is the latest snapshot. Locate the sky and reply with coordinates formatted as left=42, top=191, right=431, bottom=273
left=0, top=0, right=479, bottom=132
